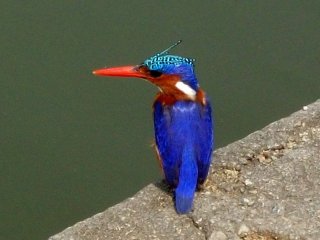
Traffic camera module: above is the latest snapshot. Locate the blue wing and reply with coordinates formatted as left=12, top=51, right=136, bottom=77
left=196, top=99, right=214, bottom=183
left=153, top=99, right=214, bottom=187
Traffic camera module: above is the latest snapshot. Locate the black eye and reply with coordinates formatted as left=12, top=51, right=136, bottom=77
left=149, top=70, right=162, bottom=77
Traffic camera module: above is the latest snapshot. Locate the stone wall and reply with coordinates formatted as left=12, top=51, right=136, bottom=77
left=50, top=99, right=320, bottom=240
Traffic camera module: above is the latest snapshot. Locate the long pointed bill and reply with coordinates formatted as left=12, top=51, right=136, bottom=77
left=92, top=65, right=147, bottom=79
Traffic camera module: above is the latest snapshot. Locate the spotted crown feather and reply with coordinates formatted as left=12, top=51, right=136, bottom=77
left=143, top=40, right=195, bottom=71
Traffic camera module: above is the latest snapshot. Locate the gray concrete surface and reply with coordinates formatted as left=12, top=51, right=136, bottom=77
left=49, top=99, right=320, bottom=240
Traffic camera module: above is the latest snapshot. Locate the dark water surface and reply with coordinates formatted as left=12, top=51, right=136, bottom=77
left=1, top=1, right=319, bottom=239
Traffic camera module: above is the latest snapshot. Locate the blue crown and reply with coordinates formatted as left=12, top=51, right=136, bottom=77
left=143, top=40, right=195, bottom=71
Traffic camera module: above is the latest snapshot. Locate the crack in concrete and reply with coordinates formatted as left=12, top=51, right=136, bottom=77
left=188, top=214, right=208, bottom=240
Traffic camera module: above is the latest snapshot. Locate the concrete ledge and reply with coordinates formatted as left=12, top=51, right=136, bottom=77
left=50, top=99, right=320, bottom=240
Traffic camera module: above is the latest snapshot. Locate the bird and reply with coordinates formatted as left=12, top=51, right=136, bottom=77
left=92, top=41, right=214, bottom=214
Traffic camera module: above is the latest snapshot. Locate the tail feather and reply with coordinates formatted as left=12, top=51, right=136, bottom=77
left=175, top=147, right=198, bottom=214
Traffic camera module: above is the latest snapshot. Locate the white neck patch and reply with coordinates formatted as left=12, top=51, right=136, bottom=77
left=175, top=81, right=196, bottom=98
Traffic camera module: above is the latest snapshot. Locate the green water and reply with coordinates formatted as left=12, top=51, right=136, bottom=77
left=1, top=1, right=319, bottom=239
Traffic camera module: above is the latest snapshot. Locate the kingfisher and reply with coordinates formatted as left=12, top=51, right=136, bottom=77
left=93, top=41, right=214, bottom=214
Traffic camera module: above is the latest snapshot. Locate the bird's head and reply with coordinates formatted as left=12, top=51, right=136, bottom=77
left=93, top=41, right=201, bottom=101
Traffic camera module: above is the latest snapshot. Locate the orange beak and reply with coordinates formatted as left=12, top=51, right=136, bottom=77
left=92, top=65, right=148, bottom=79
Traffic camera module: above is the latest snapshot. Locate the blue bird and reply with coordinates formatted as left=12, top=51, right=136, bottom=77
left=93, top=41, right=214, bottom=214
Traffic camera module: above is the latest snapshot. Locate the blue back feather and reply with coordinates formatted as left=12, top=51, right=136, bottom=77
left=153, top=100, right=213, bottom=213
